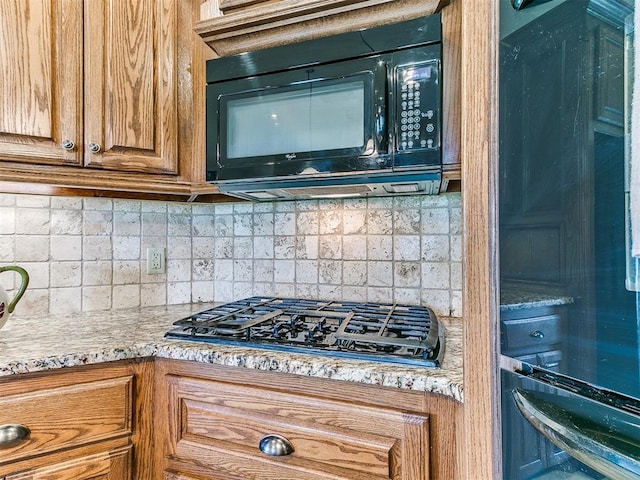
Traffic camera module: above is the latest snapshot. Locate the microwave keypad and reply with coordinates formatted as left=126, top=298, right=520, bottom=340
left=396, top=61, right=440, bottom=152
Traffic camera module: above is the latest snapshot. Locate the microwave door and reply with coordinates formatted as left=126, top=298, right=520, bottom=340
left=211, top=67, right=383, bottom=181
left=222, top=78, right=371, bottom=160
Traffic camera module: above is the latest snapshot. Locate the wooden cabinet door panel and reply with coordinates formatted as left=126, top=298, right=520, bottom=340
left=6, top=445, right=131, bottom=480
left=0, top=376, right=133, bottom=465
left=165, top=375, right=430, bottom=480
left=84, top=0, right=178, bottom=175
left=0, top=0, right=82, bottom=166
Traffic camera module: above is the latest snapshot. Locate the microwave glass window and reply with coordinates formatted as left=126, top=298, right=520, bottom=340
left=226, top=80, right=365, bottom=159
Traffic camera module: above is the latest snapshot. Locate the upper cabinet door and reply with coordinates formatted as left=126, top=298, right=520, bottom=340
left=83, top=0, right=179, bottom=175
left=0, top=0, right=83, bottom=166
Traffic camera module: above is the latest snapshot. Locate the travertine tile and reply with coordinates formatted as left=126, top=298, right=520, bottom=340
left=367, top=261, right=393, bottom=287
left=50, top=262, right=82, bottom=287
left=274, top=260, right=295, bottom=283
left=83, top=261, right=112, bottom=286
left=319, top=236, right=342, bottom=259
left=113, top=211, right=141, bottom=236
left=395, top=235, right=421, bottom=261
left=51, top=235, right=82, bottom=261
left=112, top=284, right=141, bottom=309
left=318, top=259, right=342, bottom=285
left=192, top=259, right=215, bottom=281
left=274, top=212, right=296, bottom=235
left=142, top=212, right=167, bottom=236
left=50, top=287, right=82, bottom=313
left=297, top=211, right=319, bottom=235
left=0, top=192, right=463, bottom=318
left=113, top=260, right=140, bottom=285
left=214, top=214, right=233, bottom=236
left=83, top=236, right=112, bottom=261
left=0, top=208, right=16, bottom=235
left=192, top=214, right=215, bottom=237
left=368, top=235, right=393, bottom=261
left=51, top=209, right=82, bottom=235
left=83, top=210, right=113, bottom=235
left=15, top=236, right=49, bottom=262
left=16, top=208, right=49, bottom=235
left=82, top=286, right=112, bottom=311
left=253, top=236, right=274, bottom=259
left=296, top=236, right=318, bottom=259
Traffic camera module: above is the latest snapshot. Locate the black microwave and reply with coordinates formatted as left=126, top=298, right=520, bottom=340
left=206, top=14, right=443, bottom=201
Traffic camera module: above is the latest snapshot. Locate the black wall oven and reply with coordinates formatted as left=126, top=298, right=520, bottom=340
left=499, top=0, right=640, bottom=478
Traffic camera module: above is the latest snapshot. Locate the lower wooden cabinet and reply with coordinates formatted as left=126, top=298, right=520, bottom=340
left=0, top=360, right=154, bottom=480
left=0, top=358, right=460, bottom=480
left=153, top=359, right=460, bottom=480
left=4, top=444, right=131, bottom=480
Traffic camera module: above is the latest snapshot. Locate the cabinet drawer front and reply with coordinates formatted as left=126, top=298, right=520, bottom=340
left=0, top=377, right=133, bottom=465
left=166, top=376, right=429, bottom=480
left=501, top=314, right=562, bottom=354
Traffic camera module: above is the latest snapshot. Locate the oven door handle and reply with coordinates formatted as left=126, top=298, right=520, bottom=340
left=513, top=387, right=640, bottom=480
left=511, top=0, right=554, bottom=10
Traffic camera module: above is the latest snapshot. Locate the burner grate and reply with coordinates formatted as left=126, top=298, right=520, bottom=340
left=165, top=296, right=444, bottom=367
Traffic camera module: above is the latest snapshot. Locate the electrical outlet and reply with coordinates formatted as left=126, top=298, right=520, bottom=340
left=146, top=247, right=165, bottom=274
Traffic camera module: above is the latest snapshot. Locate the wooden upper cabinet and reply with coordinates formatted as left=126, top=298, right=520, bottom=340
left=0, top=0, right=83, bottom=167
left=0, top=0, right=221, bottom=200
left=196, top=0, right=451, bottom=56
left=83, top=0, right=178, bottom=175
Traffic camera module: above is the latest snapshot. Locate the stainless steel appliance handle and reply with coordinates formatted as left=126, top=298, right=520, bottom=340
left=511, top=0, right=554, bottom=10
left=0, top=424, right=31, bottom=449
left=513, top=388, right=640, bottom=480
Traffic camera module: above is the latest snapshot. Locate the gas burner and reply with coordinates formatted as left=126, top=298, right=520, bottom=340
left=165, top=297, right=444, bottom=367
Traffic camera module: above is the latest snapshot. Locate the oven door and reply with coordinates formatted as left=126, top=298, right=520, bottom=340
left=502, top=369, right=640, bottom=480
left=206, top=57, right=386, bottom=182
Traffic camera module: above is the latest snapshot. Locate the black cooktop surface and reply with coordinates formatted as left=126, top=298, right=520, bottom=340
left=165, top=297, right=444, bottom=367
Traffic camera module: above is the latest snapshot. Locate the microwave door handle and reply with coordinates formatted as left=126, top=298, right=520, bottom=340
left=513, top=388, right=640, bottom=480
left=375, top=106, right=385, bottom=145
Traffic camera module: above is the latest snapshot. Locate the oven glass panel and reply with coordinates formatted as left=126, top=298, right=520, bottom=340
left=224, top=78, right=367, bottom=159
left=499, top=0, right=638, bottom=478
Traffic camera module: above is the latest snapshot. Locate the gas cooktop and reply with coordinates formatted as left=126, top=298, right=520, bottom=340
left=165, top=296, right=444, bottom=367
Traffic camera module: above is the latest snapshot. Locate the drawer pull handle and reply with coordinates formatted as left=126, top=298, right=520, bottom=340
left=542, top=361, right=560, bottom=369
left=0, top=424, right=30, bottom=449
left=259, top=434, right=294, bottom=456
left=530, top=330, right=545, bottom=339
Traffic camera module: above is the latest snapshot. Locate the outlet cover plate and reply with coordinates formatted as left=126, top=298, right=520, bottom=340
left=147, top=247, right=165, bottom=274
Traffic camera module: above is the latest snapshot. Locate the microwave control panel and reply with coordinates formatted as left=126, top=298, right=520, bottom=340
left=395, top=60, right=440, bottom=153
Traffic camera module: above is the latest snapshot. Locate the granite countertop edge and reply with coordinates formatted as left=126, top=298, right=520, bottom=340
left=0, top=303, right=464, bottom=403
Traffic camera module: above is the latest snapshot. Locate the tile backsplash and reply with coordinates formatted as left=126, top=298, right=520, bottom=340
left=0, top=192, right=462, bottom=318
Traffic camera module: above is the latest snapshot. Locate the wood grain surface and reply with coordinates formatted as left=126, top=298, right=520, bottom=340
left=154, top=359, right=460, bottom=479
left=460, top=0, right=501, bottom=478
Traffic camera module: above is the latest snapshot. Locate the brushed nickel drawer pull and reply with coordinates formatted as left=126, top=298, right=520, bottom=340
left=0, top=424, right=31, bottom=449
left=259, top=434, right=294, bottom=456
left=88, top=142, right=101, bottom=153
left=529, top=330, right=545, bottom=339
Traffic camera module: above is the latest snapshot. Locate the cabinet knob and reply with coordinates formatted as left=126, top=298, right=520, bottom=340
left=0, top=424, right=31, bottom=449
left=61, top=140, right=75, bottom=151
left=529, top=330, right=545, bottom=339
left=258, top=434, right=294, bottom=456
left=88, top=142, right=101, bottom=153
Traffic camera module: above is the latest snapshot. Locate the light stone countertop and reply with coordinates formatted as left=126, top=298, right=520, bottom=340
left=0, top=303, right=464, bottom=402
left=500, top=288, right=574, bottom=311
